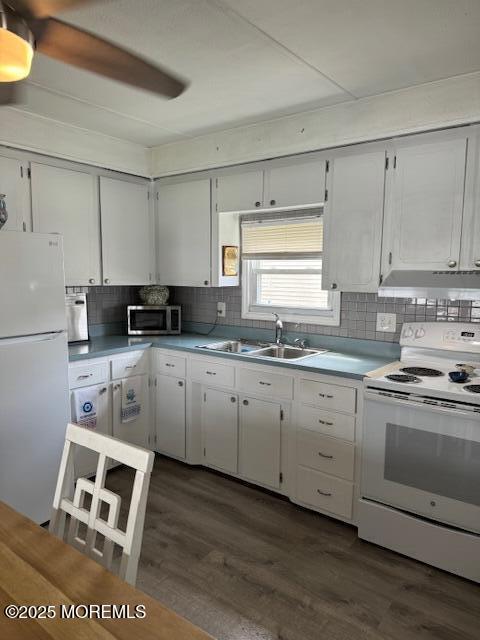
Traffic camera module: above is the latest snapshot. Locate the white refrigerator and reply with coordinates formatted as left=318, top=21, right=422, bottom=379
left=0, top=232, right=69, bottom=524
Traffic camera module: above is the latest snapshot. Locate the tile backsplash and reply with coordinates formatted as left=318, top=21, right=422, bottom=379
left=66, top=285, right=480, bottom=343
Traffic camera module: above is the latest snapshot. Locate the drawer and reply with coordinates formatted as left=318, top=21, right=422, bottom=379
left=69, top=361, right=108, bottom=389
left=298, top=404, right=355, bottom=442
left=190, top=359, right=235, bottom=387
left=297, top=429, right=355, bottom=480
left=299, top=378, right=356, bottom=414
left=296, top=466, right=353, bottom=519
left=237, top=367, right=293, bottom=399
left=153, top=352, right=186, bottom=377
left=111, top=351, right=149, bottom=380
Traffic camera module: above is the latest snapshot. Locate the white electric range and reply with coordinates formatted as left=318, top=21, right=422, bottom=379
left=359, top=322, right=480, bottom=583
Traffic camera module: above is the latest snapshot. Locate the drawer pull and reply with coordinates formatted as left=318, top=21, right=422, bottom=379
left=317, top=489, right=332, bottom=497
left=318, top=419, right=334, bottom=426
left=259, top=381, right=271, bottom=386
left=318, top=393, right=334, bottom=399
left=165, top=363, right=175, bottom=368
left=206, top=370, right=217, bottom=376
left=318, top=451, right=334, bottom=459
left=99, top=387, right=107, bottom=394
left=77, top=374, right=92, bottom=380
left=125, top=364, right=137, bottom=370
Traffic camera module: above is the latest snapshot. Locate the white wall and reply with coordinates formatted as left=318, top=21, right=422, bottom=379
left=150, top=71, right=480, bottom=177
left=0, top=108, right=150, bottom=176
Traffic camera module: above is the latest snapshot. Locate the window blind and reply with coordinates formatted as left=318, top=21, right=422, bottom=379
left=241, top=215, right=323, bottom=260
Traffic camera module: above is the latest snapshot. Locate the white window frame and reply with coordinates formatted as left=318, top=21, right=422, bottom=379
left=241, top=259, right=341, bottom=325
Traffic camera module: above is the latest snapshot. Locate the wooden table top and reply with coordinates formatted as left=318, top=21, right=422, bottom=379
left=0, top=501, right=213, bottom=640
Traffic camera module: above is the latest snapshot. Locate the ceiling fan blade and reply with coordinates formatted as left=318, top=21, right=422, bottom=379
left=30, top=18, right=186, bottom=98
left=0, top=82, right=22, bottom=105
left=6, top=0, right=99, bottom=19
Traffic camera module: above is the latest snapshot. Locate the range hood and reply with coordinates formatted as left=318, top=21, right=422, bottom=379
left=379, top=270, right=480, bottom=300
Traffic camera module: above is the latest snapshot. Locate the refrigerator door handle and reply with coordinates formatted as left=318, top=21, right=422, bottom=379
left=0, top=331, right=65, bottom=346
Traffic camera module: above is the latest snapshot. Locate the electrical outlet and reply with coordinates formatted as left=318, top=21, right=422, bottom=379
left=376, top=312, right=396, bottom=333
left=217, top=301, right=226, bottom=318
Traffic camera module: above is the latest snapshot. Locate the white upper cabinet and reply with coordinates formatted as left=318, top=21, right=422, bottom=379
left=461, top=127, right=480, bottom=271
left=156, top=179, right=211, bottom=287
left=323, top=149, right=386, bottom=292
left=383, top=133, right=468, bottom=273
left=0, top=155, right=30, bottom=232
left=100, top=177, right=153, bottom=286
left=31, top=163, right=101, bottom=286
left=215, top=170, right=264, bottom=212
left=265, top=159, right=326, bottom=209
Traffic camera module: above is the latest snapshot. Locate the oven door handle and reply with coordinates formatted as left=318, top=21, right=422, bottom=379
left=364, top=389, right=477, bottom=419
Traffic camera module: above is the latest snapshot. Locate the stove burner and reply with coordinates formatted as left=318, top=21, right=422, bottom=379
left=464, top=385, right=480, bottom=394
left=400, top=367, right=444, bottom=377
left=386, top=374, right=421, bottom=383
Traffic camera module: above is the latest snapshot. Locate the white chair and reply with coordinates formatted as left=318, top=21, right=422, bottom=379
left=49, top=423, right=154, bottom=586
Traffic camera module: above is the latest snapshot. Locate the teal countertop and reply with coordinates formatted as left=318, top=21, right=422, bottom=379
left=69, top=333, right=395, bottom=380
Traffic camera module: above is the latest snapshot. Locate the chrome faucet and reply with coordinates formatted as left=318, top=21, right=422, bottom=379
left=273, top=313, right=283, bottom=345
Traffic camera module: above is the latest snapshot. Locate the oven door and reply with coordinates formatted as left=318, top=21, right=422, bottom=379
left=128, top=306, right=167, bottom=335
left=362, top=390, right=480, bottom=534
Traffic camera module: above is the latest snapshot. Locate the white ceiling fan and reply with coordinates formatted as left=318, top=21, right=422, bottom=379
left=0, top=0, right=187, bottom=104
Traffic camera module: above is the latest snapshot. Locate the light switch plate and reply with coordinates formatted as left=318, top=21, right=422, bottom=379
left=376, top=312, right=396, bottom=333
left=217, top=301, right=226, bottom=318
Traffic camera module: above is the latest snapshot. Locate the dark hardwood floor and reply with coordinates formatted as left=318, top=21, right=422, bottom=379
left=106, top=458, right=480, bottom=640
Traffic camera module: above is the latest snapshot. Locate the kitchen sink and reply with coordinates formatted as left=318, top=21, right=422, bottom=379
left=197, top=339, right=266, bottom=354
left=247, top=345, right=326, bottom=360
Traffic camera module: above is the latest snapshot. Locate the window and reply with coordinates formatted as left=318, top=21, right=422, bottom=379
left=241, top=214, right=340, bottom=325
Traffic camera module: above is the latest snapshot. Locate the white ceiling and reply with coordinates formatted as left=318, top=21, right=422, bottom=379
left=11, top=0, right=480, bottom=146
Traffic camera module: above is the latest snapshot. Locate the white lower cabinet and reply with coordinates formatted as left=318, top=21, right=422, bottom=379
left=112, top=374, right=150, bottom=448
left=239, top=396, right=282, bottom=489
left=201, top=388, right=238, bottom=474
left=154, top=374, right=186, bottom=459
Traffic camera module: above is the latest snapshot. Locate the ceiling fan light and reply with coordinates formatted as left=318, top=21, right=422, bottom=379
left=0, top=28, right=33, bottom=82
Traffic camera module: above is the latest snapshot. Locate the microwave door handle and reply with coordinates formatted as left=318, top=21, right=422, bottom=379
left=365, top=389, right=475, bottom=418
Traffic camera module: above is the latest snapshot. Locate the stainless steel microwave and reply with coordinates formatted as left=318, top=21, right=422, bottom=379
left=127, top=305, right=181, bottom=335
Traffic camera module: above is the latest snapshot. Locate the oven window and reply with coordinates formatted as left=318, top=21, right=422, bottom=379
left=130, top=310, right=166, bottom=331
left=385, top=423, right=480, bottom=507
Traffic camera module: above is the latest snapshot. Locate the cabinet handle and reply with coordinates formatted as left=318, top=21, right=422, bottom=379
left=475, top=259, right=480, bottom=268
left=178, top=381, right=184, bottom=387
left=125, top=365, right=137, bottom=370
left=318, top=451, right=334, bottom=459
left=89, top=278, right=95, bottom=284
left=243, top=399, right=249, bottom=406
left=204, top=280, right=209, bottom=286
left=99, top=387, right=107, bottom=394
left=231, top=397, right=236, bottom=403
left=77, top=374, right=92, bottom=380
left=331, top=283, right=337, bottom=290
left=165, top=363, right=175, bottom=368
left=104, top=278, right=110, bottom=284
left=318, top=419, right=334, bottom=426
left=447, top=260, right=457, bottom=268
left=206, top=370, right=216, bottom=376
left=255, top=201, right=261, bottom=207
left=318, top=393, right=334, bottom=399
left=317, top=489, right=332, bottom=497
left=113, top=384, right=120, bottom=391
left=259, top=381, right=271, bottom=386
left=270, top=199, right=276, bottom=206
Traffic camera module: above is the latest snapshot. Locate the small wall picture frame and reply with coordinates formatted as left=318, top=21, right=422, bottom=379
left=222, top=245, right=239, bottom=277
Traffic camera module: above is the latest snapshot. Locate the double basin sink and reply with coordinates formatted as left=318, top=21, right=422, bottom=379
left=197, top=339, right=327, bottom=361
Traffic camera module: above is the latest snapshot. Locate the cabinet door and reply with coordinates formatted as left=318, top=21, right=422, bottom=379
left=31, top=163, right=101, bottom=286
left=156, top=179, right=211, bottom=286
left=323, top=150, right=386, bottom=292
left=202, top=388, right=238, bottom=473
left=112, top=375, right=150, bottom=448
left=155, top=374, right=186, bottom=459
left=239, top=397, right=281, bottom=489
left=100, top=177, right=153, bottom=285
left=386, top=135, right=467, bottom=272
left=461, top=129, right=480, bottom=271
left=215, top=171, right=264, bottom=212
left=265, top=159, right=326, bottom=208
left=70, top=383, right=110, bottom=478
left=0, top=155, right=30, bottom=231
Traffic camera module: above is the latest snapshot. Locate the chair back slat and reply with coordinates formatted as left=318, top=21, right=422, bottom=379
left=49, top=423, right=154, bottom=586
